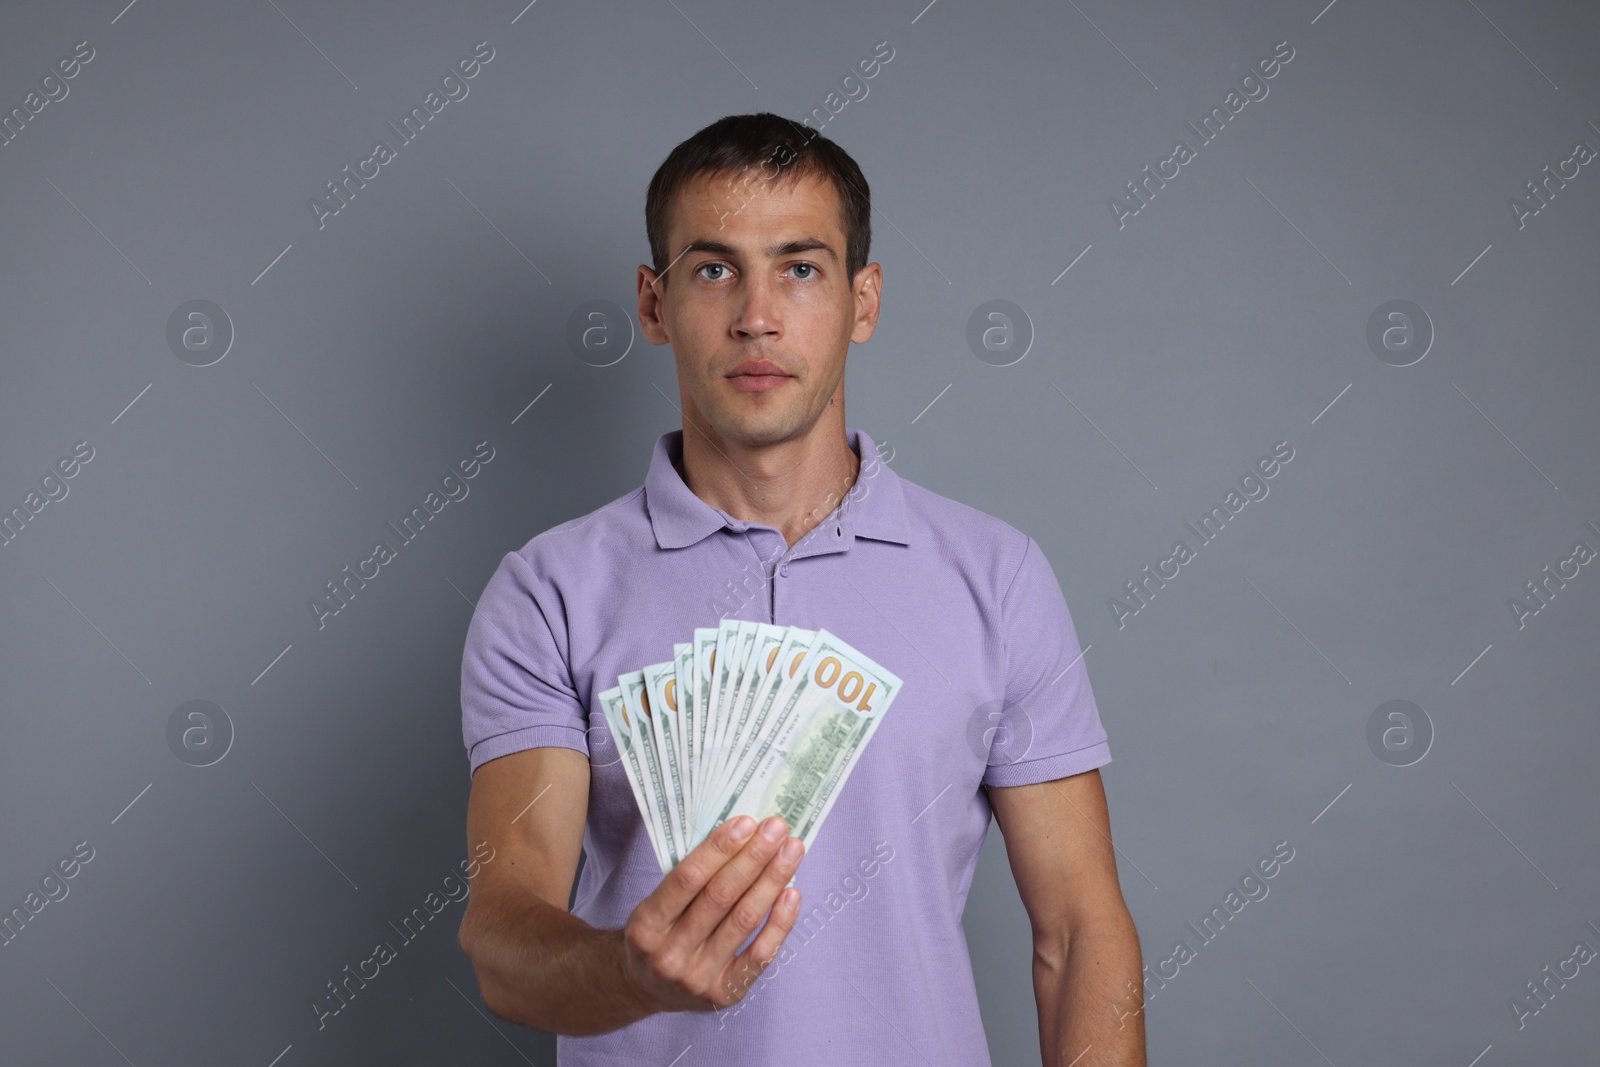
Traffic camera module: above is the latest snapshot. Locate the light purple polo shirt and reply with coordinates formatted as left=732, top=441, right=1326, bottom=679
left=460, top=425, right=1111, bottom=1066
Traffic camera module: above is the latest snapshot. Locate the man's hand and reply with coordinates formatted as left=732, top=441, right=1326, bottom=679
left=622, top=814, right=805, bottom=1013
left=459, top=750, right=806, bottom=1035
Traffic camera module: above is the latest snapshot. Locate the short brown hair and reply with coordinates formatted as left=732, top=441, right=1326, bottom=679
left=644, top=112, right=872, bottom=288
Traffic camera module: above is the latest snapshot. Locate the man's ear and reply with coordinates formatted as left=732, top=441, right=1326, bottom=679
left=638, top=264, right=669, bottom=344
left=850, top=262, right=882, bottom=344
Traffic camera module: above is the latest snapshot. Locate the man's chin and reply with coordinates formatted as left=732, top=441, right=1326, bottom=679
left=705, top=404, right=808, bottom=448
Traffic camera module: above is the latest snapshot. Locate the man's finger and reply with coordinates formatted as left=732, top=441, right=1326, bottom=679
left=717, top=887, right=803, bottom=1007
left=633, top=815, right=757, bottom=934
left=706, top=835, right=804, bottom=964
left=672, top=815, right=791, bottom=949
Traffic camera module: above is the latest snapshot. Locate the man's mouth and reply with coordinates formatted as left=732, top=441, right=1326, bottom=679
left=727, top=358, right=790, bottom=378
left=726, top=359, right=792, bottom=392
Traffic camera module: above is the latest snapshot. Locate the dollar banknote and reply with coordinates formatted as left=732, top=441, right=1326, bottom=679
left=595, top=684, right=668, bottom=873
left=697, top=628, right=901, bottom=854
left=619, top=668, right=685, bottom=867
left=597, top=625, right=901, bottom=874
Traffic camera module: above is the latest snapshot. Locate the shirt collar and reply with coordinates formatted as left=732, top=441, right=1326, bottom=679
left=645, top=425, right=911, bottom=551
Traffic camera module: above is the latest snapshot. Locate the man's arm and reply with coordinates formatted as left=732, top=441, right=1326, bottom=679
left=986, top=768, right=1146, bottom=1067
left=457, top=746, right=652, bottom=1034
left=457, top=746, right=807, bottom=1036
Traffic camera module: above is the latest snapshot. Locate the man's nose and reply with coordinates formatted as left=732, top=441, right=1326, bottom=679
left=732, top=273, right=781, bottom=338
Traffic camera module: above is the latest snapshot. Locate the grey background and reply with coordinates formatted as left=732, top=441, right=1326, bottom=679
left=2, top=0, right=1596, bottom=1064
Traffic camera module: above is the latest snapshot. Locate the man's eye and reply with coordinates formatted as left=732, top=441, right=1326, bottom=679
left=697, top=263, right=729, bottom=280
left=789, top=263, right=817, bottom=279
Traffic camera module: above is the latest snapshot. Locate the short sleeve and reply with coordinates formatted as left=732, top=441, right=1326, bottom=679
left=460, top=549, right=589, bottom=777
left=982, top=535, right=1112, bottom=787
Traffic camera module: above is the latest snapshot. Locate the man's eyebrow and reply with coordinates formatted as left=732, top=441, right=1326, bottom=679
left=678, top=237, right=839, bottom=264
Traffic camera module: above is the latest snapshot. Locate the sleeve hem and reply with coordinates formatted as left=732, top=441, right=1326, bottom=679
left=468, top=723, right=588, bottom=777
left=981, top=739, right=1111, bottom=788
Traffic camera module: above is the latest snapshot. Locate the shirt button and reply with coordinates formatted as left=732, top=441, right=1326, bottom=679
left=778, top=564, right=789, bottom=577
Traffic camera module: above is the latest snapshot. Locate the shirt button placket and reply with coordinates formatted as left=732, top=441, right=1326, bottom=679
left=750, top=530, right=784, bottom=623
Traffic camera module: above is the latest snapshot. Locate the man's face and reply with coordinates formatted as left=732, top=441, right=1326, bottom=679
left=638, top=169, right=881, bottom=448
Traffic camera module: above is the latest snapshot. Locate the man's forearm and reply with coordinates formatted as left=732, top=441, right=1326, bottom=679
left=1034, top=916, right=1147, bottom=1066
left=462, top=890, right=660, bottom=1036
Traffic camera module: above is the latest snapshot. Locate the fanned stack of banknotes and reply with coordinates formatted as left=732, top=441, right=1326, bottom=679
left=598, top=619, right=904, bottom=875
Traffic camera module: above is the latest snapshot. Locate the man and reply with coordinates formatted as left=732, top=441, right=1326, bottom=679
left=458, top=112, right=1146, bottom=1065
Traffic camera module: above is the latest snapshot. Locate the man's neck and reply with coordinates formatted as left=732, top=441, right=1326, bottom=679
left=675, top=417, right=860, bottom=549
